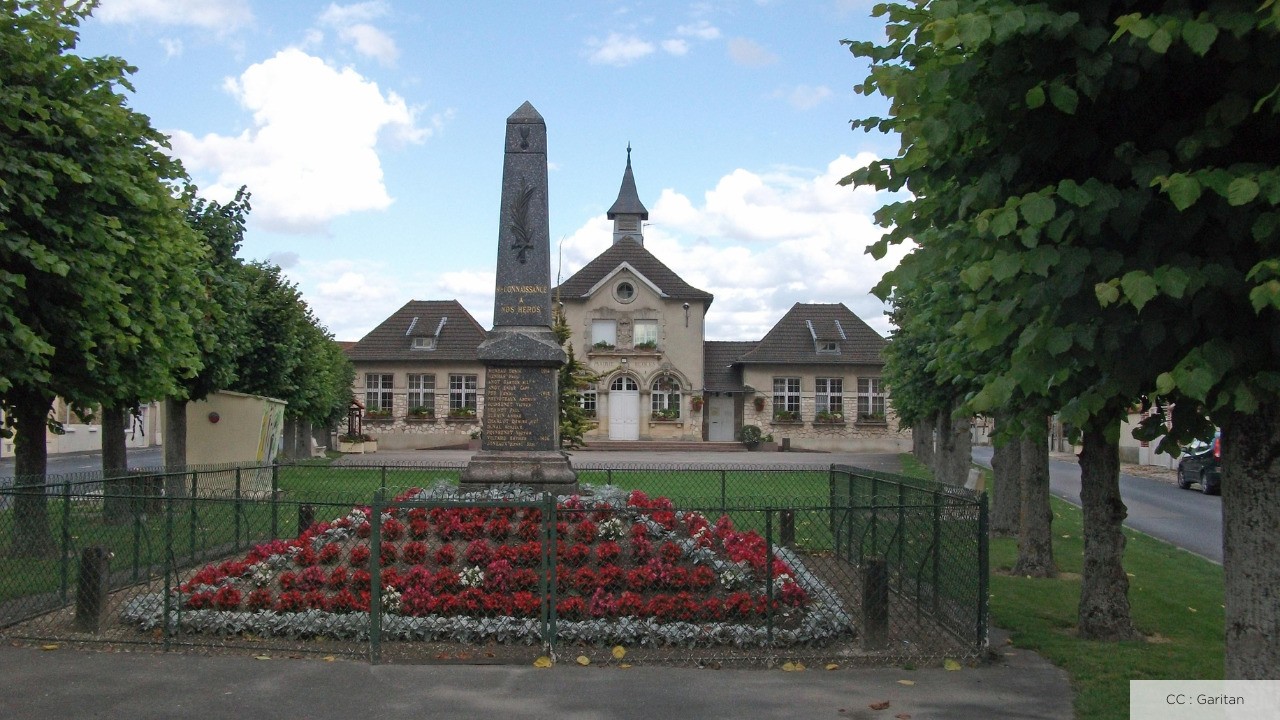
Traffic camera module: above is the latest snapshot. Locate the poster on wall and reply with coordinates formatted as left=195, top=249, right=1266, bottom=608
left=256, top=403, right=285, bottom=464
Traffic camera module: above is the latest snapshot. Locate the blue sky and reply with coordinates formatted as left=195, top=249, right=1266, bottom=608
left=76, top=0, right=908, bottom=342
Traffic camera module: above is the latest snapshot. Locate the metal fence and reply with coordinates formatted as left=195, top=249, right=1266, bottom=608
left=0, top=461, right=987, bottom=666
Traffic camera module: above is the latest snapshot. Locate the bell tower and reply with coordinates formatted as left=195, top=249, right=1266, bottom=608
left=607, top=144, right=649, bottom=246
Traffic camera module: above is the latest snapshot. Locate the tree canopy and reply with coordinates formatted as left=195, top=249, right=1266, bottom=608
left=846, top=0, right=1280, bottom=675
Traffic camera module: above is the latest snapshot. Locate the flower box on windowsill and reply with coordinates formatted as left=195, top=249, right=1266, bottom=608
left=406, top=414, right=436, bottom=423
left=814, top=420, right=847, bottom=427
left=445, top=416, right=477, bottom=424
left=364, top=412, right=392, bottom=423
left=772, top=411, right=801, bottom=424
left=857, top=414, right=888, bottom=426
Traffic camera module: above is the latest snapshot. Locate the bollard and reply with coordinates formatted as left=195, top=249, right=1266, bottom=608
left=298, top=504, right=315, bottom=537
left=780, top=509, right=795, bottom=547
left=75, top=546, right=114, bottom=633
left=861, top=555, right=889, bottom=650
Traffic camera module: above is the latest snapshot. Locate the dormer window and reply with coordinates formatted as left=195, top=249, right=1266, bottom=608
left=818, top=340, right=839, bottom=354
left=412, top=337, right=436, bottom=350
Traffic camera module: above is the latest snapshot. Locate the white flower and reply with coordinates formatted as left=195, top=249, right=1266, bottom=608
left=598, top=518, right=627, bottom=541
left=381, top=586, right=402, bottom=613
left=459, top=566, right=485, bottom=588
left=719, top=566, right=751, bottom=590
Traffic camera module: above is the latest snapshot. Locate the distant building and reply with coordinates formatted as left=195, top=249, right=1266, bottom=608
left=344, top=154, right=907, bottom=452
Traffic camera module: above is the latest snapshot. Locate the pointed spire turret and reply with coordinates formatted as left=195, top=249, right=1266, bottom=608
left=607, top=145, right=648, bottom=246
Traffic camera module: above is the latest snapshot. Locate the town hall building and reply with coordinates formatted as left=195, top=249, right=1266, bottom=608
left=344, top=153, right=907, bottom=452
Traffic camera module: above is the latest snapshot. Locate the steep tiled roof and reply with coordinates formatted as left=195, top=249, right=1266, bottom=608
left=737, top=303, right=886, bottom=365
left=607, top=153, right=649, bottom=219
left=703, top=341, right=757, bottom=392
left=346, top=300, right=487, bottom=362
left=555, top=237, right=713, bottom=305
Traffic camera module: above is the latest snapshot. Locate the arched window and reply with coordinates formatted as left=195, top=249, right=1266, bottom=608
left=651, top=375, right=681, bottom=420
left=610, top=376, right=638, bottom=392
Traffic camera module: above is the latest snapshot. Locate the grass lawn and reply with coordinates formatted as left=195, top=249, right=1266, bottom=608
left=901, top=454, right=1225, bottom=720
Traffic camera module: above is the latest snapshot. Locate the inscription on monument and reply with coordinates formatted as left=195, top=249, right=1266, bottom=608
left=496, top=283, right=548, bottom=317
left=482, top=366, right=556, bottom=451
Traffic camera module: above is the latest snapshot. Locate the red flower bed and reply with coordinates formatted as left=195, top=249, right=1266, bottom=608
left=177, top=488, right=808, bottom=626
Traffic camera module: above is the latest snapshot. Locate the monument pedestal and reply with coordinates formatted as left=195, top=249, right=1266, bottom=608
left=459, top=450, right=578, bottom=495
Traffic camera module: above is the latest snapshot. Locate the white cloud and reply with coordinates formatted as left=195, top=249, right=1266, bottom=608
left=160, top=38, right=183, bottom=59
left=661, top=39, right=689, bottom=56
left=319, top=1, right=389, bottom=26
left=96, top=0, right=252, bottom=30
left=727, top=37, right=778, bottom=67
left=339, top=24, right=400, bottom=66
left=676, top=21, right=721, bottom=40
left=318, top=3, right=399, bottom=66
left=586, top=33, right=656, bottom=66
left=170, top=49, right=430, bottom=233
left=560, top=155, right=906, bottom=339
left=782, top=84, right=833, bottom=110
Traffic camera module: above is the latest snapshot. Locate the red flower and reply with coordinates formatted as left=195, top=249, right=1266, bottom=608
left=185, top=590, right=214, bottom=610
left=616, top=591, right=645, bottom=616
left=562, top=543, right=591, bottom=567
left=510, top=591, right=540, bottom=617
left=486, top=517, right=511, bottom=540
left=356, top=522, right=372, bottom=539
left=432, top=568, right=459, bottom=593
left=516, top=520, right=541, bottom=542
left=660, top=541, right=683, bottom=564
left=595, top=541, right=621, bottom=564
left=434, top=544, right=456, bottom=566
left=381, top=567, right=401, bottom=589
left=318, top=543, right=342, bottom=565
left=299, top=566, right=327, bottom=591
left=464, top=539, right=492, bottom=566
left=484, top=559, right=515, bottom=592
left=630, top=537, right=652, bottom=563
left=595, top=564, right=623, bottom=590
left=279, top=571, right=299, bottom=591
left=327, top=566, right=349, bottom=589
left=557, top=596, right=586, bottom=620
left=349, top=545, right=371, bottom=568
left=381, top=517, right=405, bottom=541
left=246, top=588, right=273, bottom=611
left=274, top=591, right=306, bottom=612
left=572, top=567, right=599, bottom=595
left=512, top=568, right=539, bottom=590
left=350, top=569, right=372, bottom=591
left=327, top=588, right=364, bottom=613
left=402, top=541, right=429, bottom=564
left=690, top=565, right=716, bottom=591
left=514, top=541, right=542, bottom=567
left=574, top=520, right=598, bottom=544
left=409, top=518, right=432, bottom=539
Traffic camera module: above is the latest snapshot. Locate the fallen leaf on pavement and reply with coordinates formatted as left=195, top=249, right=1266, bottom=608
left=323, top=656, right=336, bottom=662
left=576, top=655, right=591, bottom=666
left=612, top=646, right=626, bottom=660
left=896, top=714, right=912, bottom=719
left=869, top=700, right=891, bottom=710
left=897, top=679, right=915, bottom=686
left=533, top=656, right=552, bottom=668
left=825, top=663, right=840, bottom=671
left=944, top=658, right=962, bottom=671
left=41, top=644, right=58, bottom=651
left=254, top=655, right=270, bottom=660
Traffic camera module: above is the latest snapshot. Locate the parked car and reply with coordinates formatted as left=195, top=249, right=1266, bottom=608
left=1177, top=432, right=1221, bottom=495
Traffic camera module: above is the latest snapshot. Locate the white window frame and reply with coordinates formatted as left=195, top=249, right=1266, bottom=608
left=816, top=377, right=844, bottom=417
left=650, top=375, right=681, bottom=419
left=365, top=373, right=393, bottom=413
left=591, top=319, right=617, bottom=348
left=449, top=374, right=478, bottom=411
left=579, top=383, right=597, bottom=418
left=633, top=319, right=658, bottom=349
left=857, top=377, right=886, bottom=419
left=772, top=377, right=801, bottom=417
left=408, top=374, right=435, bottom=413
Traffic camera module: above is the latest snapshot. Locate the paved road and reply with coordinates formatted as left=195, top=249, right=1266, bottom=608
left=971, top=446, right=1222, bottom=564
left=0, top=445, right=165, bottom=483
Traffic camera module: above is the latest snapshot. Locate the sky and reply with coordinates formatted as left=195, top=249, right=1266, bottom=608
left=75, top=0, right=909, bottom=342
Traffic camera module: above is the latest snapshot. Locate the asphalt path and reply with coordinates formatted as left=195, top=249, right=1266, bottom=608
left=970, top=446, right=1223, bottom=564
left=0, top=445, right=165, bottom=484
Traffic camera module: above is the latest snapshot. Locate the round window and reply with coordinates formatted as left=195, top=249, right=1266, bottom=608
left=615, top=281, right=635, bottom=302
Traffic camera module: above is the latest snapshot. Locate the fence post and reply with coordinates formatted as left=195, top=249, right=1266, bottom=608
left=869, top=474, right=879, bottom=558
left=380, top=465, right=387, bottom=493
left=765, top=508, right=774, bottom=646
left=862, top=555, right=889, bottom=650
left=896, top=483, right=906, bottom=592
left=270, top=463, right=280, bottom=541
left=977, top=492, right=990, bottom=651
left=932, top=489, right=942, bottom=618
left=188, top=471, right=198, bottom=563
left=74, top=546, right=113, bottom=632
left=234, top=468, right=243, bottom=551
left=369, top=488, right=384, bottom=665
left=719, top=469, right=727, bottom=515
left=544, top=492, right=558, bottom=656
left=59, top=480, right=72, bottom=604
left=163, top=492, right=174, bottom=651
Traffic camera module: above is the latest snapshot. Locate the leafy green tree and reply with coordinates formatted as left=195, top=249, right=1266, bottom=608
left=554, top=309, right=596, bottom=448
left=847, top=0, right=1280, bottom=673
left=163, top=188, right=253, bottom=480
left=0, top=0, right=205, bottom=553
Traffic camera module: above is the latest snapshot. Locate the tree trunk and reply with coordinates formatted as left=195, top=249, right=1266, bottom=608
left=300, top=420, right=314, bottom=458
left=8, top=390, right=55, bottom=557
left=163, top=398, right=189, bottom=498
left=1013, top=423, right=1055, bottom=577
left=1221, top=404, right=1280, bottom=678
left=934, top=409, right=972, bottom=486
left=101, top=404, right=132, bottom=525
left=281, top=415, right=298, bottom=460
left=989, top=411, right=1022, bottom=537
left=914, top=414, right=936, bottom=469
left=1077, top=416, right=1136, bottom=640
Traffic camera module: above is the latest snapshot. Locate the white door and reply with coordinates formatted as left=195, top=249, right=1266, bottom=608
left=707, top=395, right=735, bottom=441
left=608, top=376, right=640, bottom=441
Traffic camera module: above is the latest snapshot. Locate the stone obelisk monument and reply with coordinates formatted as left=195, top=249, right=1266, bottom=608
left=459, top=101, right=578, bottom=493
